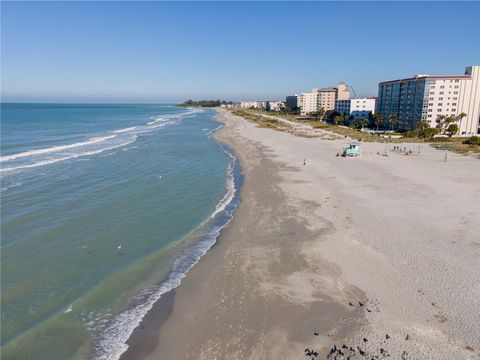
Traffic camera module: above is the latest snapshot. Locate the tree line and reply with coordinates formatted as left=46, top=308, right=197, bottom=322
left=314, top=110, right=468, bottom=138
left=178, top=99, right=233, bottom=107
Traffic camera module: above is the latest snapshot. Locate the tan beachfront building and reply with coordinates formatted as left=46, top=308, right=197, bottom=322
left=298, top=82, right=351, bottom=115
left=298, top=87, right=336, bottom=115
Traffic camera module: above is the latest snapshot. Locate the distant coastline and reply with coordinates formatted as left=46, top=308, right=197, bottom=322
left=177, top=99, right=233, bottom=107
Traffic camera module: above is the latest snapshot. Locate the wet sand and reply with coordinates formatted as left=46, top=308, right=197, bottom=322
left=122, top=109, right=479, bottom=359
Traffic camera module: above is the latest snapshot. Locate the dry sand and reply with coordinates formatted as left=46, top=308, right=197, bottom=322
left=122, top=109, right=480, bottom=360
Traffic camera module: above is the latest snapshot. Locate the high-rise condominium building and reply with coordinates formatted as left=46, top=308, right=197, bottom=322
left=285, top=95, right=299, bottom=111
left=298, top=87, right=337, bottom=115
left=376, top=66, right=480, bottom=134
left=337, top=82, right=351, bottom=101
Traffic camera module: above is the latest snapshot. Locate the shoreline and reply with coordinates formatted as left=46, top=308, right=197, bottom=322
left=121, top=108, right=479, bottom=359
left=119, top=113, right=243, bottom=360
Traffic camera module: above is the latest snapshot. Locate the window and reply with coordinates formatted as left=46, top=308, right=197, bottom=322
left=428, top=109, right=433, bottom=112
left=428, top=114, right=432, bottom=118
left=440, top=92, right=444, bottom=95
left=454, top=91, right=458, bottom=94
left=454, top=85, right=459, bottom=88
left=429, top=97, right=434, bottom=100
left=452, top=103, right=457, bottom=106
left=431, top=86, right=436, bottom=89
left=439, top=97, right=443, bottom=100
left=455, top=79, right=459, bottom=83
left=430, top=91, right=435, bottom=95
left=438, top=103, right=443, bottom=106
left=440, top=86, right=445, bottom=89
left=429, top=103, right=433, bottom=106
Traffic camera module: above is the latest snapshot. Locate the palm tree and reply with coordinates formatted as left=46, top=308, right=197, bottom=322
left=436, top=115, right=446, bottom=131
left=333, top=115, right=342, bottom=125
left=440, top=115, right=457, bottom=134
left=372, top=113, right=383, bottom=131
left=360, top=118, right=368, bottom=129
left=446, top=124, right=459, bottom=137
left=388, top=114, right=398, bottom=131
left=318, top=107, right=326, bottom=122
left=456, top=112, right=467, bottom=134
left=416, top=120, right=430, bottom=130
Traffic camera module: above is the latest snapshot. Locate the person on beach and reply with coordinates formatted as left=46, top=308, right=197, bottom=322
left=303, top=159, right=306, bottom=166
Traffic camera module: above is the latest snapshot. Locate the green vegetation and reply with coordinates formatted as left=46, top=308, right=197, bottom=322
left=436, top=113, right=467, bottom=135
left=371, top=113, right=383, bottom=131
left=231, top=109, right=286, bottom=131
left=404, top=127, right=440, bottom=139
left=388, top=114, right=398, bottom=131
left=463, top=136, right=480, bottom=145
left=306, top=107, right=326, bottom=121
left=431, top=142, right=480, bottom=156
left=232, top=108, right=480, bottom=155
left=178, top=99, right=233, bottom=107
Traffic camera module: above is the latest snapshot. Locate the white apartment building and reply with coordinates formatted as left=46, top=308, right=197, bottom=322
left=422, top=66, right=480, bottom=134
left=240, top=101, right=268, bottom=109
left=377, top=65, right=480, bottom=134
left=267, top=101, right=284, bottom=112
left=336, top=98, right=376, bottom=119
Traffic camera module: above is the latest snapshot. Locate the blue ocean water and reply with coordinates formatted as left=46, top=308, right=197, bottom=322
left=0, top=104, right=240, bottom=359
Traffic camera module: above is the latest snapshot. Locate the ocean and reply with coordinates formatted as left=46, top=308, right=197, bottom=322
left=0, top=103, right=241, bottom=359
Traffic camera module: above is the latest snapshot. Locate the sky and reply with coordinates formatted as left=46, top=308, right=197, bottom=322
left=1, top=1, right=480, bottom=103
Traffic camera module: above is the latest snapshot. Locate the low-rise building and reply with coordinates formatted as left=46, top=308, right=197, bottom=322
left=240, top=101, right=268, bottom=110
left=336, top=98, right=376, bottom=119
left=267, top=101, right=284, bottom=112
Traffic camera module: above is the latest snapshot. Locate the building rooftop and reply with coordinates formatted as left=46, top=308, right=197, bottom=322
left=312, top=87, right=337, bottom=92
left=379, top=74, right=470, bottom=85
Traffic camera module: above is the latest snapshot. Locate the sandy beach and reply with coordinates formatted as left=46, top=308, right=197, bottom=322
left=122, top=109, right=480, bottom=360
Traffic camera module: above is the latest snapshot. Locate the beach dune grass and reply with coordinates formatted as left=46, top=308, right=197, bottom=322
left=235, top=109, right=480, bottom=155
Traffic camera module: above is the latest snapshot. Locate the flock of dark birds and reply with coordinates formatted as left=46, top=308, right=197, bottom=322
left=303, top=301, right=412, bottom=360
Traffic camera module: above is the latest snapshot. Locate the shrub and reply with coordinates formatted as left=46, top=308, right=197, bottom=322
left=462, top=136, right=480, bottom=145
left=421, top=127, right=440, bottom=139
left=403, top=130, right=419, bottom=138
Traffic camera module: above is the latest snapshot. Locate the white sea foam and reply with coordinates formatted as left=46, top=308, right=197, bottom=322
left=1, top=108, right=194, bottom=174
left=0, top=136, right=116, bottom=162
left=205, top=124, right=224, bottom=137
left=113, top=127, right=136, bottom=133
left=1, top=136, right=138, bottom=172
left=94, top=141, right=239, bottom=360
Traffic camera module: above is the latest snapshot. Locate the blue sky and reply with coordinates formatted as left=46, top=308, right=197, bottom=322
left=2, top=1, right=480, bottom=103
